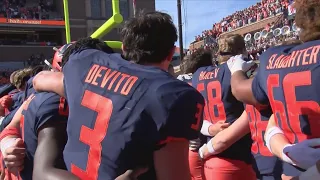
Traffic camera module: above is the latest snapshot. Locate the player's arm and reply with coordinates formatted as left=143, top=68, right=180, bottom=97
left=2, top=94, right=35, bottom=131
left=153, top=89, right=205, bottom=180
left=32, top=71, right=65, bottom=97
left=115, top=168, right=149, bottom=180
left=0, top=99, right=30, bottom=173
left=154, top=141, right=190, bottom=180
left=264, top=114, right=290, bottom=158
left=34, top=120, right=147, bottom=180
left=265, top=115, right=320, bottom=170
left=199, top=110, right=250, bottom=159
left=231, top=72, right=259, bottom=105
left=227, top=55, right=261, bottom=105
left=201, top=120, right=230, bottom=137
left=33, top=121, right=79, bottom=180
left=0, top=105, right=4, bottom=117
left=0, top=95, right=13, bottom=111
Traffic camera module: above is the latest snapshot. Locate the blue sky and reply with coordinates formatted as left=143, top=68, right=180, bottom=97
left=155, top=0, right=260, bottom=47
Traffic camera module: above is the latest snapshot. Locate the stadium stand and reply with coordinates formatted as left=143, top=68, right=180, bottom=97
left=188, top=0, right=297, bottom=60
left=194, top=0, right=290, bottom=43
left=0, top=0, right=61, bottom=20
left=0, top=71, right=11, bottom=85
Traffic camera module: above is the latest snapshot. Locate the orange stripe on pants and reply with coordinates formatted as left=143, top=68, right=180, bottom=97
left=204, top=157, right=256, bottom=180
left=188, top=150, right=203, bottom=180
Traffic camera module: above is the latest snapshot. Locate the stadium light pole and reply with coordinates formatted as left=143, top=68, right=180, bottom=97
left=177, top=0, right=184, bottom=60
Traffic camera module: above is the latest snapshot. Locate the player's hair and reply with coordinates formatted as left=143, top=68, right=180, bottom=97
left=294, top=0, right=320, bottom=42
left=182, top=49, right=212, bottom=74
left=120, top=11, right=178, bottom=64
left=14, top=68, right=33, bottom=89
left=61, top=37, right=114, bottom=67
left=9, top=70, right=20, bottom=84
left=217, top=34, right=246, bottom=64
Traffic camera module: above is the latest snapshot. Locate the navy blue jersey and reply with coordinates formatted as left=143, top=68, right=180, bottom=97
left=24, top=77, right=35, bottom=100
left=251, top=41, right=320, bottom=176
left=8, top=89, right=19, bottom=96
left=192, top=63, right=252, bottom=164
left=177, top=73, right=207, bottom=146
left=0, top=84, right=15, bottom=97
left=20, top=92, right=68, bottom=180
left=62, top=49, right=205, bottom=180
left=0, top=85, right=34, bottom=131
left=10, top=91, right=24, bottom=111
left=0, top=108, right=18, bottom=131
left=246, top=104, right=282, bottom=179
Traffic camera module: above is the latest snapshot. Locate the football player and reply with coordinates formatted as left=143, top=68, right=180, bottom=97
left=227, top=0, right=320, bottom=178
left=198, top=54, right=283, bottom=180
left=0, top=70, right=20, bottom=98
left=0, top=66, right=47, bottom=131
left=0, top=59, right=78, bottom=179
left=33, top=11, right=204, bottom=180
left=192, top=34, right=255, bottom=180
left=0, top=69, right=31, bottom=115
left=199, top=104, right=283, bottom=180
left=177, top=49, right=213, bottom=180
left=0, top=44, right=148, bottom=180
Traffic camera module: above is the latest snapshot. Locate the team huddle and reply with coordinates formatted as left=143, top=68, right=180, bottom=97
left=0, top=0, right=319, bottom=180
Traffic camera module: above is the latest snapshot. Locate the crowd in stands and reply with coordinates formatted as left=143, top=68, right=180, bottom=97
left=244, top=17, right=298, bottom=59
left=0, top=53, right=46, bottom=85
left=0, top=71, right=11, bottom=85
left=0, top=0, right=57, bottom=20
left=24, top=53, right=46, bottom=66
left=194, top=0, right=292, bottom=43
left=189, top=17, right=299, bottom=60
left=189, top=0, right=298, bottom=61
left=0, top=37, right=58, bottom=46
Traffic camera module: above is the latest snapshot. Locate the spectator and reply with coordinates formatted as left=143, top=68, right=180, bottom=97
left=0, top=0, right=55, bottom=20
left=193, top=0, right=290, bottom=43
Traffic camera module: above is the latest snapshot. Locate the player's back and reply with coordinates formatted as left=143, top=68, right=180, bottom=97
left=10, top=91, right=24, bottom=110
left=177, top=73, right=206, bottom=143
left=246, top=104, right=282, bottom=179
left=23, top=77, right=35, bottom=100
left=192, top=63, right=252, bottom=163
left=62, top=49, right=203, bottom=180
left=20, top=92, right=68, bottom=180
left=252, top=40, right=320, bottom=144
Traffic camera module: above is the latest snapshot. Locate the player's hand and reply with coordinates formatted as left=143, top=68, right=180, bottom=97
left=208, top=121, right=230, bottom=136
left=115, top=167, right=148, bottom=180
left=1, top=138, right=25, bottom=173
left=282, top=138, right=320, bottom=170
left=198, top=143, right=213, bottom=160
left=199, top=144, right=207, bottom=159
left=285, top=175, right=299, bottom=180
left=287, top=176, right=299, bottom=180
left=0, top=96, right=13, bottom=109
left=227, top=55, right=255, bottom=75
left=0, top=170, right=4, bottom=180
left=189, top=138, right=201, bottom=151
